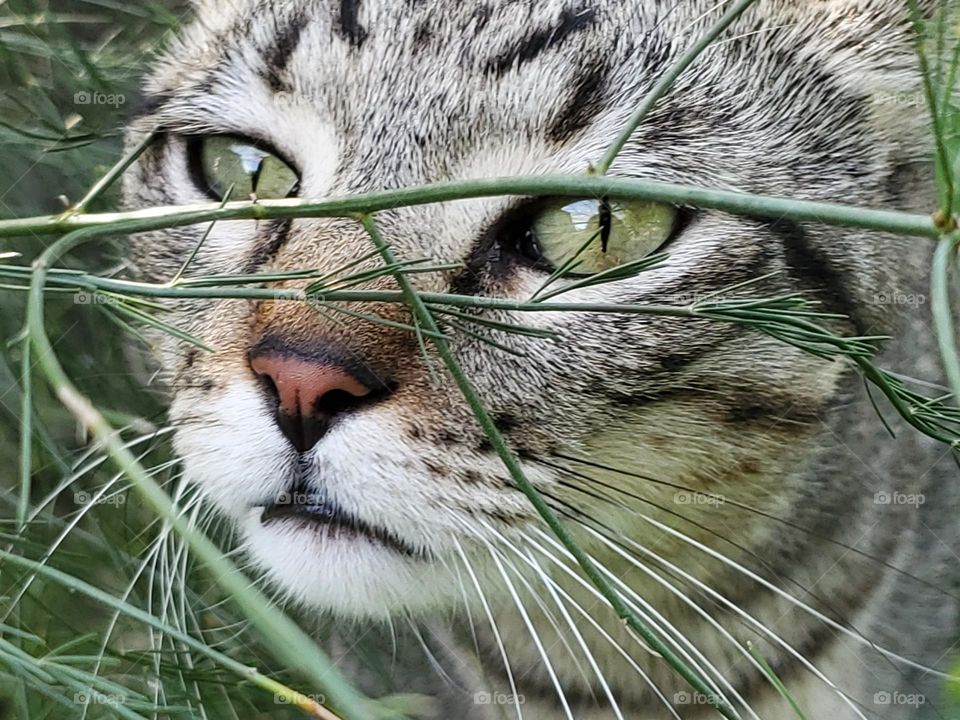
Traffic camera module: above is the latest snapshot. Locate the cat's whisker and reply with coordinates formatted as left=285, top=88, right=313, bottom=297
left=557, top=455, right=956, bottom=683
left=149, top=480, right=208, bottom=708
left=542, top=469, right=950, bottom=712
left=452, top=537, right=525, bottom=720
left=547, top=452, right=960, bottom=601
left=439, top=553, right=484, bottom=671
left=83, top=476, right=201, bottom=716
left=508, top=519, right=745, bottom=720
left=635, top=508, right=957, bottom=681
left=476, top=524, right=603, bottom=702
left=167, top=500, right=214, bottom=720
left=481, top=534, right=574, bottom=720
left=536, top=512, right=764, bottom=720
left=473, top=511, right=744, bottom=718
left=4, top=454, right=180, bottom=626
left=26, top=425, right=176, bottom=525
left=406, top=615, right=472, bottom=692
left=564, top=519, right=873, bottom=720
left=547, top=462, right=960, bottom=708
left=523, top=543, right=628, bottom=719
left=158, top=480, right=205, bottom=632
left=509, top=530, right=683, bottom=720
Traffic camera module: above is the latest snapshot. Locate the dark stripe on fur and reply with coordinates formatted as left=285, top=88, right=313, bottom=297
left=765, top=218, right=867, bottom=334
left=243, top=219, right=293, bottom=272
left=262, top=11, right=308, bottom=92
left=337, top=0, right=368, bottom=47
left=133, top=91, right=175, bottom=120
left=547, top=63, right=609, bottom=142
left=484, top=6, right=596, bottom=76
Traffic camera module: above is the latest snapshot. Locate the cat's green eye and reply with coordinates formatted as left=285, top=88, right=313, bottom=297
left=530, top=198, right=677, bottom=275
left=195, top=136, right=299, bottom=200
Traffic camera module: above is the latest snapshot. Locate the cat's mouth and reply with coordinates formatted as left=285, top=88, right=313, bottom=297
left=258, top=495, right=427, bottom=560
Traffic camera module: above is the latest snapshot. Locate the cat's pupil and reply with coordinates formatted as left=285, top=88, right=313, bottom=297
left=516, top=227, right=543, bottom=262
left=598, top=197, right=612, bottom=253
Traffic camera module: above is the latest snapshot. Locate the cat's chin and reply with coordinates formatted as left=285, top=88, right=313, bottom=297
left=239, top=510, right=454, bottom=618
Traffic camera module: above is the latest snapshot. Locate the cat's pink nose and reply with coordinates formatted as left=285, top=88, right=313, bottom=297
left=249, top=352, right=374, bottom=452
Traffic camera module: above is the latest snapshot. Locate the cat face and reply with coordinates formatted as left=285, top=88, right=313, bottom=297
left=124, top=0, right=922, bottom=618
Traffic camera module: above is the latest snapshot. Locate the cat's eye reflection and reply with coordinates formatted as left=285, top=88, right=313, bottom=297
left=531, top=197, right=677, bottom=275
left=191, top=135, right=300, bottom=200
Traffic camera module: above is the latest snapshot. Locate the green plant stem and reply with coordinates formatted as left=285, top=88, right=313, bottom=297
left=359, top=214, right=740, bottom=720
left=931, top=233, right=960, bottom=404
left=908, top=0, right=956, bottom=220
left=66, top=132, right=155, bottom=214
left=0, top=550, right=341, bottom=720
left=746, top=641, right=808, bottom=720
left=10, top=253, right=959, bottom=441
left=17, top=339, right=31, bottom=531
left=23, top=226, right=378, bottom=720
left=0, top=268, right=916, bottom=321
left=594, top=0, right=760, bottom=174
left=0, top=175, right=939, bottom=239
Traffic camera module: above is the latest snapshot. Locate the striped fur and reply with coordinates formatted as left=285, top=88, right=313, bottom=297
left=124, top=2, right=957, bottom=718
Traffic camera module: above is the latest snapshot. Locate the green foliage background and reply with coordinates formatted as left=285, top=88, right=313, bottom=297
left=1, top=0, right=185, bottom=482
left=0, top=4, right=339, bottom=718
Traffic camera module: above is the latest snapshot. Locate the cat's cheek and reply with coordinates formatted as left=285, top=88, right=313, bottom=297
left=171, top=380, right=295, bottom=518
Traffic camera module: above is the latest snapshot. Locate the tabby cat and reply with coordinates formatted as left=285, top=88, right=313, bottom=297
left=124, top=1, right=959, bottom=718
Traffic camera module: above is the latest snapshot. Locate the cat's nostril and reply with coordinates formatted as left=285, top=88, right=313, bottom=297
left=315, top=388, right=363, bottom=417
left=249, top=351, right=384, bottom=452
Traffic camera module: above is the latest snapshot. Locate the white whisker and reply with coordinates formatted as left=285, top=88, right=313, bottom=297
left=521, top=546, right=627, bottom=720
left=521, top=525, right=741, bottom=719
left=452, top=537, right=524, bottom=720
left=636, top=510, right=955, bottom=681
left=484, top=538, right=574, bottom=720
left=511, top=531, right=684, bottom=720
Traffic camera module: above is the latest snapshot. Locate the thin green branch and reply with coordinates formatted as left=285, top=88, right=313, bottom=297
left=0, top=550, right=341, bottom=720
left=908, top=0, right=957, bottom=222
left=17, top=339, right=31, bottom=531
left=594, top=0, right=760, bottom=174
left=359, top=213, right=740, bottom=720
left=0, top=175, right=939, bottom=240
left=66, top=132, right=155, bottom=215
left=22, top=225, right=385, bottom=720
left=931, top=233, right=960, bottom=404
left=169, top=184, right=234, bottom=284
left=9, top=257, right=960, bottom=443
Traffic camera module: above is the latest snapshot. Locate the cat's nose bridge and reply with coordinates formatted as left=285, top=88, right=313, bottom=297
left=247, top=217, right=445, bottom=392
left=268, top=216, right=449, bottom=294
left=251, top=285, right=418, bottom=376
